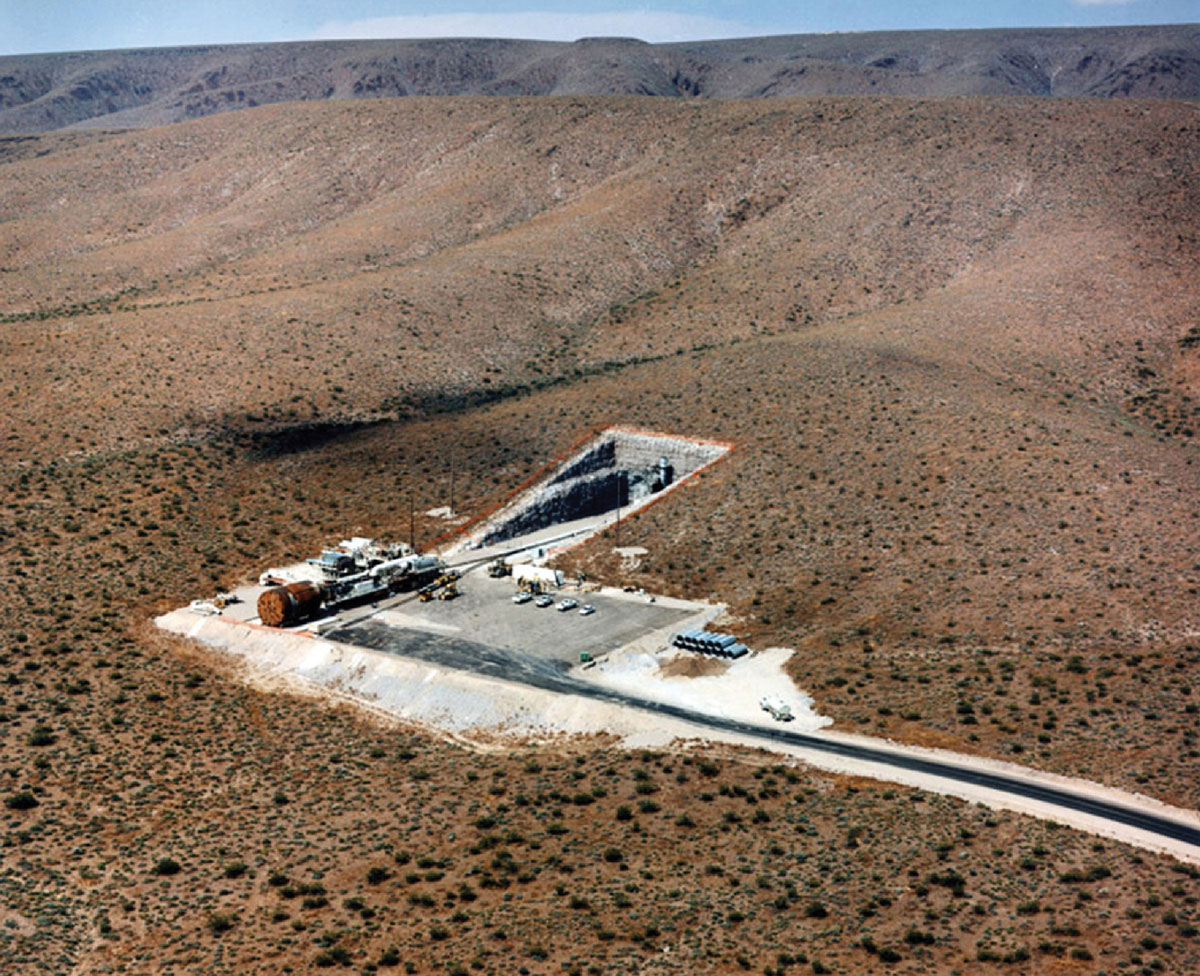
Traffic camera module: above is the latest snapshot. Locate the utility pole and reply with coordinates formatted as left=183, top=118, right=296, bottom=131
left=615, top=475, right=622, bottom=550
left=450, top=456, right=456, bottom=516
left=409, top=493, right=415, bottom=552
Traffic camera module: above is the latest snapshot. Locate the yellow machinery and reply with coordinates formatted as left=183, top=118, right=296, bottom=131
left=419, top=574, right=459, bottom=602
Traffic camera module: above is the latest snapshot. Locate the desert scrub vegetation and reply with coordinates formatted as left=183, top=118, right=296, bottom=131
left=546, top=334, right=1200, bottom=806
left=0, top=384, right=1196, bottom=972
left=1, top=93, right=1197, bottom=971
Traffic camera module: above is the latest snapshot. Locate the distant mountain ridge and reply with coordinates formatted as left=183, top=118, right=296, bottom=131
left=1, top=23, right=1197, bottom=133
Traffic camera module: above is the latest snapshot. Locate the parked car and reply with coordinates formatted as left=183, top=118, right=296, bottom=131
left=512, top=591, right=533, bottom=605
left=578, top=604, right=596, bottom=616
left=556, top=598, right=579, bottom=612
left=535, top=594, right=554, bottom=608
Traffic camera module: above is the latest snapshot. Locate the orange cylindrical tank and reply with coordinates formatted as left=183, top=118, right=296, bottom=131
left=257, top=581, right=324, bottom=628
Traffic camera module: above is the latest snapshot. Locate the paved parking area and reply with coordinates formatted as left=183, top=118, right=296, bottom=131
left=365, top=573, right=695, bottom=663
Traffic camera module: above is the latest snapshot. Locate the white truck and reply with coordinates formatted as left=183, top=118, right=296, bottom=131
left=760, top=696, right=794, bottom=722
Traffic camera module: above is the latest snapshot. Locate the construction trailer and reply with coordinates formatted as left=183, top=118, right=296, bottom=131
left=512, top=565, right=564, bottom=588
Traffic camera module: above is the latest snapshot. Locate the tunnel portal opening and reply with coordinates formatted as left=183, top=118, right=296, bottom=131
left=476, top=428, right=730, bottom=547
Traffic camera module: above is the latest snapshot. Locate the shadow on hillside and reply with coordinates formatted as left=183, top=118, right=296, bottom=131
left=239, top=419, right=385, bottom=458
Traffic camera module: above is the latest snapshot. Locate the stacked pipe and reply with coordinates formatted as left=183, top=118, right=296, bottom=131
left=672, top=630, right=748, bottom=658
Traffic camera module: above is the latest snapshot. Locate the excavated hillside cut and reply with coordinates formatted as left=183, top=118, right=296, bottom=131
left=474, top=428, right=729, bottom=546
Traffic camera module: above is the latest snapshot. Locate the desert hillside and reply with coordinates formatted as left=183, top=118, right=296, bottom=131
left=2, top=96, right=1197, bottom=463
left=1, top=95, right=1198, bottom=973
left=0, top=23, right=1198, bottom=133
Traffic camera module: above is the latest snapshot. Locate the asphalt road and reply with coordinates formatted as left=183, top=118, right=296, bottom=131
left=329, top=620, right=576, bottom=685
left=329, top=620, right=1200, bottom=854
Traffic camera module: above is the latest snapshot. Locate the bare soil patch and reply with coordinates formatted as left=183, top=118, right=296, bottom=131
left=659, top=653, right=729, bottom=678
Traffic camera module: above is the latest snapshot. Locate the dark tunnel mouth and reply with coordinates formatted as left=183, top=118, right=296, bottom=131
left=476, top=429, right=730, bottom=546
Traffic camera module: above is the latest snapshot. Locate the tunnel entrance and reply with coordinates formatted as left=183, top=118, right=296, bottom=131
left=475, top=428, right=730, bottom=546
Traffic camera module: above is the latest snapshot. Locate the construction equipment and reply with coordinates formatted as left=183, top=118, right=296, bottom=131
left=187, top=591, right=241, bottom=616
left=418, top=574, right=460, bottom=602
left=486, top=559, right=511, bottom=578
left=256, top=537, right=445, bottom=627
left=258, top=581, right=325, bottom=628
left=516, top=576, right=544, bottom=596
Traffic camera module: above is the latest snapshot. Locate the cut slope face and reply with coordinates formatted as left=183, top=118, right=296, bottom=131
left=476, top=428, right=729, bottom=546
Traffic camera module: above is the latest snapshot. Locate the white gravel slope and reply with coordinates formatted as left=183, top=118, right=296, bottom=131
left=581, top=645, right=830, bottom=732
left=155, top=609, right=1200, bottom=865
